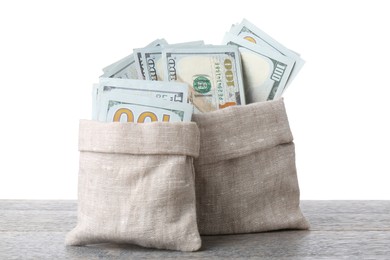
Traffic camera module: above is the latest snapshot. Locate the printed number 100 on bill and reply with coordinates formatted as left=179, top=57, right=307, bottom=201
left=106, top=104, right=185, bottom=123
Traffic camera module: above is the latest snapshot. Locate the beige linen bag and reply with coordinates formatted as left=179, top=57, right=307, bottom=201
left=65, top=120, right=201, bottom=251
left=193, top=99, right=309, bottom=235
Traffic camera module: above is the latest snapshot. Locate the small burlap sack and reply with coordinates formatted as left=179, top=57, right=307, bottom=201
left=65, top=120, right=201, bottom=251
left=193, top=99, right=309, bottom=235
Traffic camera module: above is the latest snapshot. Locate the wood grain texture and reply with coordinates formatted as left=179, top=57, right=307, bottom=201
left=1, top=200, right=389, bottom=259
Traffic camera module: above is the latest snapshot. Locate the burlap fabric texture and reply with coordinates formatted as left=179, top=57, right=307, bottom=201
left=65, top=120, right=202, bottom=251
left=192, top=99, right=309, bottom=235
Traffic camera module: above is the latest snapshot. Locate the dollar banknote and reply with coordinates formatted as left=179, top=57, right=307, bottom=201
left=161, top=45, right=245, bottom=113
left=98, top=91, right=193, bottom=122
left=222, top=33, right=294, bottom=102
left=99, top=78, right=189, bottom=102
left=100, top=53, right=139, bottom=79
left=93, top=78, right=190, bottom=120
left=93, top=19, right=304, bottom=121
left=134, top=41, right=204, bottom=81
left=101, top=39, right=168, bottom=79
left=229, top=19, right=304, bottom=88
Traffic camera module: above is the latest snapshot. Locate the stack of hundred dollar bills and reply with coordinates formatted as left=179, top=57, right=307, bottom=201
left=93, top=19, right=304, bottom=123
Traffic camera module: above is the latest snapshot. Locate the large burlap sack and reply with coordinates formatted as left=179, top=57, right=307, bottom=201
left=193, top=99, right=309, bottom=235
left=65, top=120, right=202, bottom=252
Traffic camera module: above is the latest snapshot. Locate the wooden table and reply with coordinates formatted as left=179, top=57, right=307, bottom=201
left=1, top=200, right=389, bottom=259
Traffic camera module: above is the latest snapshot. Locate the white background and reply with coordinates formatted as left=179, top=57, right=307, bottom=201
left=0, top=0, right=389, bottom=200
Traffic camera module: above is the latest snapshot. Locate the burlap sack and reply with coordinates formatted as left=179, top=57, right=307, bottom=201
left=65, top=120, right=201, bottom=251
left=192, top=99, right=309, bottom=235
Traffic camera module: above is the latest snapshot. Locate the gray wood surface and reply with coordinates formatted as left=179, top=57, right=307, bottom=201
left=1, top=200, right=389, bottom=259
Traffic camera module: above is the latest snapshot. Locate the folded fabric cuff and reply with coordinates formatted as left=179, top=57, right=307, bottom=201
left=78, top=120, right=200, bottom=158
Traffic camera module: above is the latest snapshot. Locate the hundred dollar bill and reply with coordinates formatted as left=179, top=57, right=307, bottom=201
left=229, top=19, right=304, bottom=88
left=223, top=33, right=294, bottom=102
left=141, top=41, right=204, bottom=81
left=101, top=39, right=168, bottom=79
left=133, top=41, right=204, bottom=81
left=101, top=53, right=139, bottom=79
left=94, top=78, right=189, bottom=120
left=98, top=78, right=189, bottom=102
left=162, top=45, right=245, bottom=113
left=98, top=92, right=193, bottom=122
